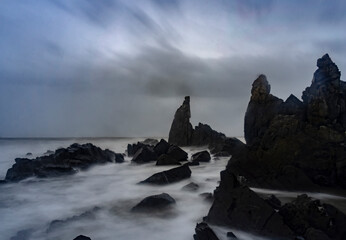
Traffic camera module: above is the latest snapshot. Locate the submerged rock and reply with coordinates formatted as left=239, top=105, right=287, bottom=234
left=131, top=193, right=176, bottom=212
left=182, top=182, right=199, bottom=191
left=140, top=164, right=191, bottom=185
left=193, top=222, right=220, bottom=240
left=168, top=96, right=193, bottom=146
left=4, top=143, right=121, bottom=182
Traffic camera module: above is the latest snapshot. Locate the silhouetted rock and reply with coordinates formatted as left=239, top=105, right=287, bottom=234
left=153, top=139, right=170, bottom=156
left=279, top=194, right=346, bottom=239
left=207, top=171, right=293, bottom=239
left=4, top=143, right=120, bottom=182
left=25, top=152, right=32, bottom=156
left=167, top=145, right=188, bottom=161
left=156, top=154, right=181, bottom=166
left=191, top=151, right=211, bottom=163
left=264, top=194, right=281, bottom=210
left=140, top=164, right=191, bottom=185
left=127, top=142, right=146, bottom=157
left=182, top=182, right=199, bottom=191
left=168, top=96, right=193, bottom=146
left=193, top=222, right=220, bottom=240
left=73, top=236, right=91, bottom=240
left=244, top=74, right=283, bottom=147
left=191, top=123, right=226, bottom=147
left=132, top=146, right=158, bottom=164
left=141, top=138, right=159, bottom=146
left=131, top=193, right=175, bottom=212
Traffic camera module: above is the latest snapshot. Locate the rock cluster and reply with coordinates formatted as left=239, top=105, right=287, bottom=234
left=4, top=143, right=123, bottom=182
left=233, top=54, right=346, bottom=190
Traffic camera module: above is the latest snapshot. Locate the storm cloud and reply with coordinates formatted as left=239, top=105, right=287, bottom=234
left=0, top=0, right=345, bottom=137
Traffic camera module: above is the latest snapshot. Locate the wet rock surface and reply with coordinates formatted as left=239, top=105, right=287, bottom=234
left=4, top=143, right=122, bottom=182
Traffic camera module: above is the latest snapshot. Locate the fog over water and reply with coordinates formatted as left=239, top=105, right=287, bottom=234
left=1, top=138, right=345, bottom=240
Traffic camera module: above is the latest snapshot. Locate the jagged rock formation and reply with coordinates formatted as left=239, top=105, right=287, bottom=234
left=168, top=96, right=193, bottom=146
left=168, top=97, right=244, bottom=156
left=231, top=54, right=346, bottom=190
left=4, top=143, right=123, bottom=182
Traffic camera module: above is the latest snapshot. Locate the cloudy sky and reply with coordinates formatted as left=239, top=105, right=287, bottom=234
left=0, top=0, right=345, bottom=138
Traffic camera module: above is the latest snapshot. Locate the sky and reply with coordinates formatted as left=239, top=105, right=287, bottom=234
left=0, top=0, right=345, bottom=138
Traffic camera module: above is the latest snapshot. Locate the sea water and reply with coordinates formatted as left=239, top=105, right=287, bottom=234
left=0, top=138, right=345, bottom=240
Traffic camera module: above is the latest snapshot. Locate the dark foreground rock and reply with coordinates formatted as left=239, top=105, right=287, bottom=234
left=194, top=222, right=220, bottom=240
left=207, top=171, right=293, bottom=239
left=166, top=145, right=188, bottom=161
left=73, top=236, right=91, bottom=240
left=153, top=139, right=171, bottom=156
left=191, top=151, right=211, bottom=163
left=4, top=143, right=122, bottom=182
left=140, top=164, right=191, bottom=185
left=131, top=193, right=176, bottom=212
left=132, top=146, right=158, bottom=164
left=156, top=154, right=181, bottom=166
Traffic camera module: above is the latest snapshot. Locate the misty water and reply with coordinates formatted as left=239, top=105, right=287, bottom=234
left=1, top=138, right=345, bottom=240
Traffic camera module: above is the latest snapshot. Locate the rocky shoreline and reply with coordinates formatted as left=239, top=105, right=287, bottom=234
left=2, top=54, right=345, bottom=240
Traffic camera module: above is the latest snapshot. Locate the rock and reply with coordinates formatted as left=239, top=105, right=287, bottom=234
left=141, top=138, right=159, bottom=146
left=127, top=142, right=146, bottom=157
left=193, top=222, right=220, bottom=240
left=191, top=123, right=226, bottom=147
left=305, top=228, right=331, bottom=240
left=153, top=139, right=170, bottom=156
left=131, top=193, right=176, bottom=212
left=226, top=232, right=238, bottom=239
left=168, top=96, right=193, bottom=146
left=207, top=170, right=293, bottom=238
left=187, top=161, right=199, bottom=166
left=213, top=151, right=231, bottom=157
left=264, top=194, right=281, bottom=210
left=182, top=182, right=199, bottom=191
left=199, top=192, right=213, bottom=202
left=73, top=236, right=91, bottom=240
left=44, top=150, right=54, bottom=155
left=279, top=194, right=346, bottom=239
left=167, top=145, right=188, bottom=161
left=25, top=153, right=32, bottom=156
left=4, top=143, right=120, bottom=182
left=132, top=146, right=158, bottom=164
left=156, top=154, right=181, bottom=166
left=244, top=74, right=283, bottom=147
left=191, top=151, right=211, bottom=163
left=140, top=164, right=191, bottom=185
left=114, top=153, right=125, bottom=163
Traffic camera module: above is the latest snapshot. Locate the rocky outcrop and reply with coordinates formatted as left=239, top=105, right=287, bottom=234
left=132, top=146, right=158, bottom=164
left=193, top=222, right=220, bottom=240
left=140, top=164, right=191, bottom=185
left=229, top=54, right=346, bottom=190
left=206, top=171, right=293, bottom=239
left=4, top=143, right=123, bottom=182
left=168, top=96, right=193, bottom=146
left=191, top=151, right=211, bottom=163
left=131, top=193, right=176, bottom=212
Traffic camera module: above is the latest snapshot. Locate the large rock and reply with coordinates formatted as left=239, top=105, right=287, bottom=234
left=153, top=139, right=170, bottom=156
left=279, top=194, right=346, bottom=240
left=4, top=143, right=121, bottom=182
left=206, top=170, right=293, bottom=239
left=156, top=154, right=181, bottom=166
left=191, top=151, right=211, bottom=163
left=191, top=123, right=226, bottom=147
left=131, top=146, right=158, bottom=164
left=168, top=96, right=193, bottom=146
left=166, top=145, right=188, bottom=161
left=193, top=222, right=220, bottom=240
left=140, top=164, right=191, bottom=185
left=131, top=193, right=176, bottom=212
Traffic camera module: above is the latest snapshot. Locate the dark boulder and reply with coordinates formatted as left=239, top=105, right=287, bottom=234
left=168, top=96, right=193, bottom=146
left=73, top=236, right=91, bottom=240
left=131, top=193, right=176, bottom=212
left=5, top=143, right=119, bottom=182
left=279, top=194, right=346, bottom=239
left=132, top=146, right=158, bottom=164
left=141, top=138, right=159, bottom=146
left=153, top=139, right=170, bottom=156
left=264, top=194, right=281, bottom=210
left=140, top=164, right=191, bottom=185
left=191, top=151, right=211, bottom=163
left=156, top=154, right=181, bottom=166
left=193, top=222, right=220, bottom=240
left=127, top=142, right=146, bottom=157
left=207, top=170, right=293, bottom=239
left=182, top=182, right=199, bottom=191
left=191, top=123, right=226, bottom=147
left=167, top=145, right=188, bottom=161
